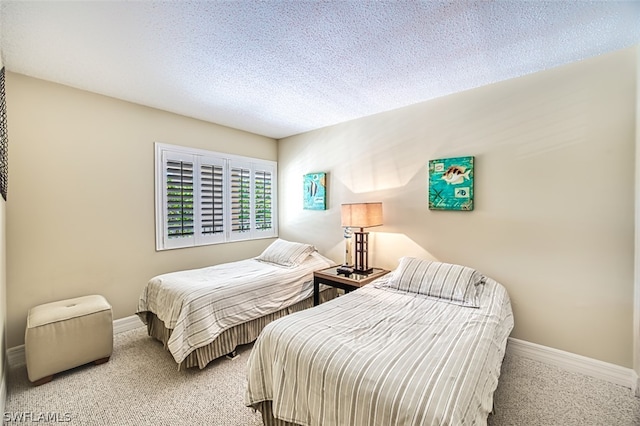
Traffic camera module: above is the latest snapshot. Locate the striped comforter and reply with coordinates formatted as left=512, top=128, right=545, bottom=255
left=245, top=276, right=514, bottom=426
left=136, top=252, right=333, bottom=365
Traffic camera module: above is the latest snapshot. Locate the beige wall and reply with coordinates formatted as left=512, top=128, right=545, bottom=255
left=279, top=48, right=636, bottom=367
left=4, top=73, right=277, bottom=348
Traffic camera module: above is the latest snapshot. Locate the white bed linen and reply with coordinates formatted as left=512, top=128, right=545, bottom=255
left=136, top=252, right=333, bottom=364
left=245, top=276, right=514, bottom=426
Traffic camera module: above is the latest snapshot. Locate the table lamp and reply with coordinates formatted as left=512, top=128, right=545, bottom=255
left=340, top=202, right=383, bottom=274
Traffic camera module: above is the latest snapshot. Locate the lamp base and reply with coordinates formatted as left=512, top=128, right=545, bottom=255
left=353, top=230, right=372, bottom=275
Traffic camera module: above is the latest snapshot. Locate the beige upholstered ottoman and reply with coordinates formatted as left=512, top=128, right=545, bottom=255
left=25, top=295, right=113, bottom=385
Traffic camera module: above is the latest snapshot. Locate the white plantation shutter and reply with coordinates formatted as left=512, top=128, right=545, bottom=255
left=254, top=165, right=274, bottom=234
left=230, top=163, right=252, bottom=239
left=197, top=157, right=226, bottom=245
left=229, top=161, right=277, bottom=241
left=156, top=143, right=277, bottom=250
left=163, top=151, right=195, bottom=249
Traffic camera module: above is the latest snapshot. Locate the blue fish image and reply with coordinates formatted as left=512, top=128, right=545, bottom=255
left=309, top=180, right=318, bottom=197
left=441, top=166, right=470, bottom=185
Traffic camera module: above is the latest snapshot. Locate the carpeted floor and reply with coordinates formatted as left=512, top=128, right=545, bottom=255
left=489, top=351, right=640, bottom=426
left=5, top=327, right=640, bottom=425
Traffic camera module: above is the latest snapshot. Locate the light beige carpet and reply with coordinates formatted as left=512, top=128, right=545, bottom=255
left=6, top=327, right=262, bottom=425
left=5, top=326, right=640, bottom=425
left=489, top=351, right=640, bottom=425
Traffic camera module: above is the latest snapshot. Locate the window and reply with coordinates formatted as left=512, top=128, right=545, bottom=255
left=155, top=143, right=277, bottom=250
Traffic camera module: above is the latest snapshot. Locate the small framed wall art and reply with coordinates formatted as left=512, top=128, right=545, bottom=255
left=303, top=172, right=327, bottom=210
left=428, top=156, right=474, bottom=211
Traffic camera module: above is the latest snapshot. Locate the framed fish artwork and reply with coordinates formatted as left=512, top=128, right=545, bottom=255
left=303, top=172, right=327, bottom=210
left=428, top=156, right=474, bottom=211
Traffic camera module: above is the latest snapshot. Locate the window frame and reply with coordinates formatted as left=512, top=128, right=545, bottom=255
left=155, top=142, right=278, bottom=251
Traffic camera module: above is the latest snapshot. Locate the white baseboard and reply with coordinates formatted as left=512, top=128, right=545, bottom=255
left=7, top=345, right=23, bottom=369
left=507, top=337, right=635, bottom=389
left=6, top=315, right=144, bottom=369
left=113, top=314, right=145, bottom=334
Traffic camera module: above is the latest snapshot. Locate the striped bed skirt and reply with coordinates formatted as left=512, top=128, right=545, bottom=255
left=143, top=287, right=337, bottom=369
left=252, top=401, right=299, bottom=426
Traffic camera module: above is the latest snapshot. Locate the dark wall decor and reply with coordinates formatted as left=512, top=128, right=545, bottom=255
left=0, top=67, right=8, bottom=201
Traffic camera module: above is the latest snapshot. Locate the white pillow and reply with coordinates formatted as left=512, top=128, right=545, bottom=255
left=386, top=257, right=485, bottom=307
left=256, top=239, right=316, bottom=267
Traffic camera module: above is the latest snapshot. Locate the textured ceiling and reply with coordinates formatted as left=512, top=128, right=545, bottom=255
left=1, top=1, right=640, bottom=139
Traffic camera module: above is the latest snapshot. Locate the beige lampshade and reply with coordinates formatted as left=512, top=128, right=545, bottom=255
left=341, top=202, right=383, bottom=228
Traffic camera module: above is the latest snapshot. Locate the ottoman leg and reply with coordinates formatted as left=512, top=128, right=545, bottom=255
left=94, top=356, right=110, bottom=365
left=32, top=375, right=53, bottom=386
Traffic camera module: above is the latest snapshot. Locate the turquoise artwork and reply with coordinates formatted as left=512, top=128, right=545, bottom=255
left=429, top=156, right=474, bottom=211
left=303, top=172, right=327, bottom=210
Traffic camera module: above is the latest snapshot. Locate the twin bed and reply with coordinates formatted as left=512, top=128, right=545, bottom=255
left=245, top=256, right=514, bottom=426
left=136, top=239, right=336, bottom=369
left=137, top=239, right=513, bottom=425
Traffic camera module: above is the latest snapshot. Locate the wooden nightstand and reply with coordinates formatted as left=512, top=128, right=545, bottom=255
left=313, top=266, right=390, bottom=306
